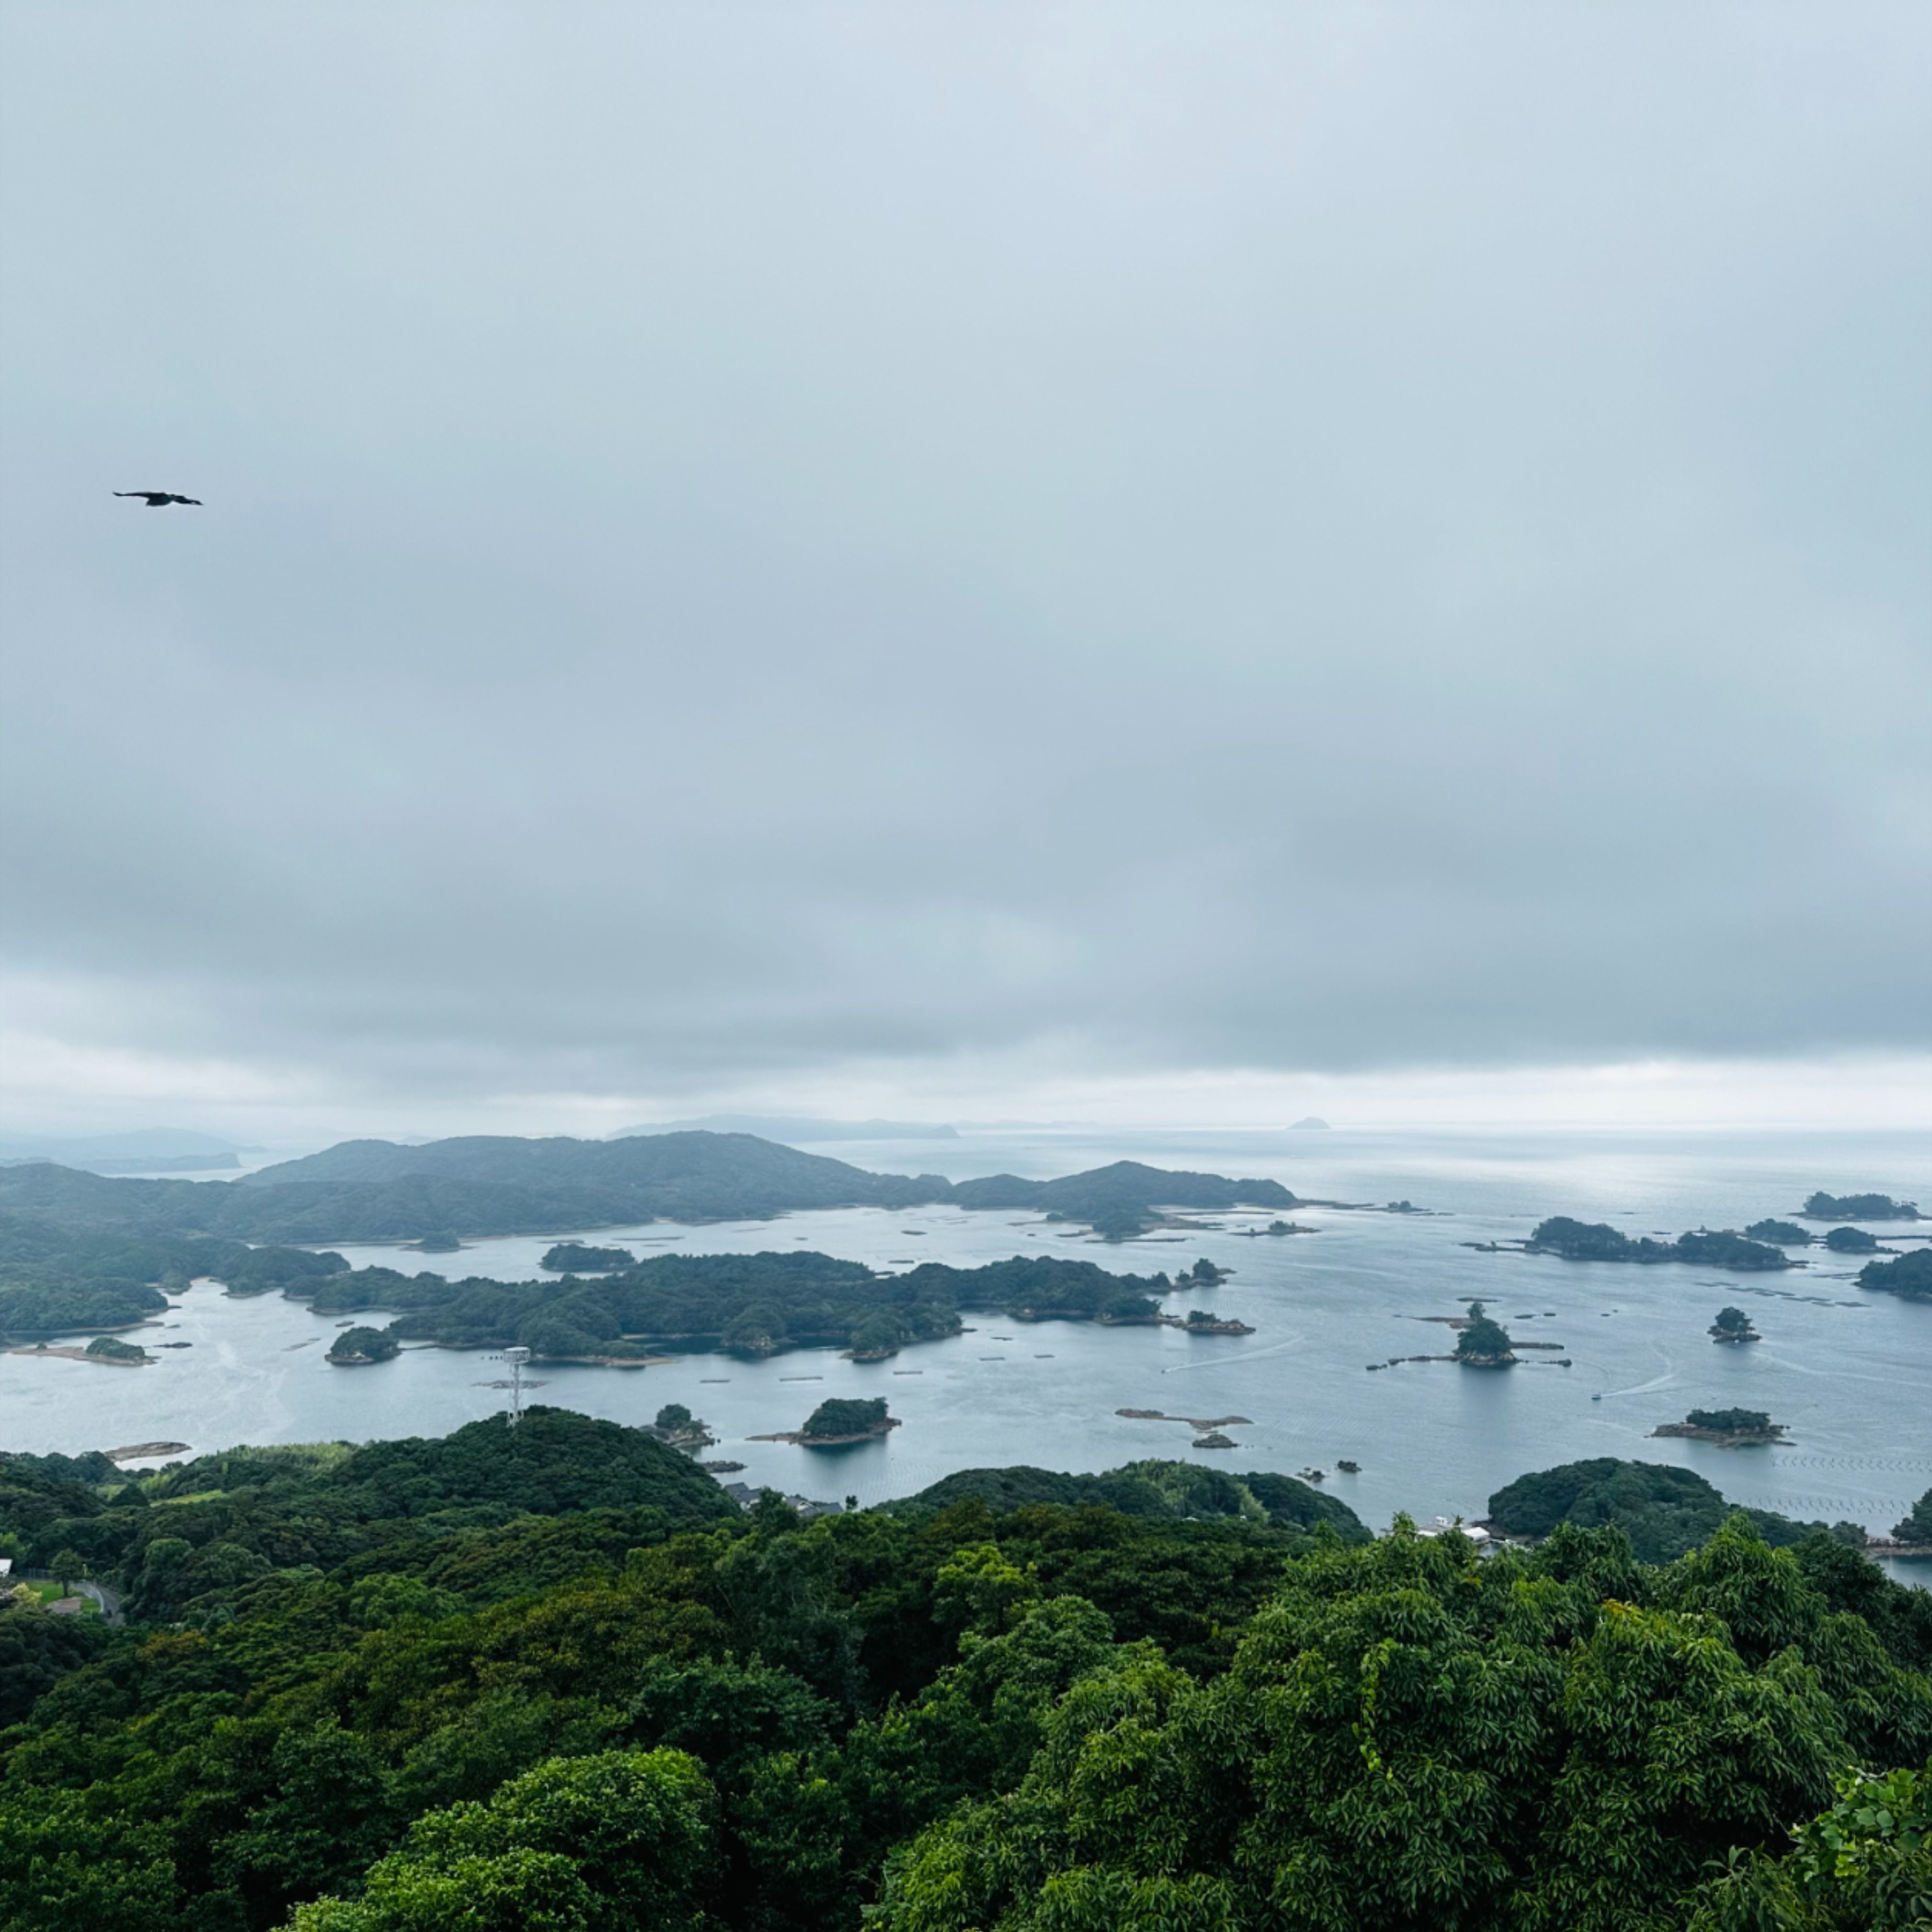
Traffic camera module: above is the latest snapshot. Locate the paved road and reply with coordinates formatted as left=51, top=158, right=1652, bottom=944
left=20, top=1571, right=126, bottom=1626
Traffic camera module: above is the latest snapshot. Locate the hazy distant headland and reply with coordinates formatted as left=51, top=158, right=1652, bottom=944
left=616, top=1115, right=961, bottom=1143
left=6, top=1135, right=1927, bottom=1360
left=0, top=1132, right=1303, bottom=1247
left=0, top=1128, right=242, bottom=1176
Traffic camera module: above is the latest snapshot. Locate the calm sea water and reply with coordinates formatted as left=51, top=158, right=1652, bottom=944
left=4, top=1126, right=1928, bottom=1585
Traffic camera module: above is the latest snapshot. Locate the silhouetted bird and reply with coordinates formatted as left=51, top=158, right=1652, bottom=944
left=114, top=491, right=201, bottom=506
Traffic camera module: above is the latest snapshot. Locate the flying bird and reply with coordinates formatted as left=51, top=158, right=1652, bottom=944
left=114, top=491, right=202, bottom=506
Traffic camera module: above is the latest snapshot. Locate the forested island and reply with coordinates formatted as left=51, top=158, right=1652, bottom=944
left=1860, top=1248, right=1932, bottom=1302
left=0, top=1138, right=1317, bottom=1349
left=1654, top=1407, right=1787, bottom=1446
left=643, top=1403, right=714, bottom=1452
left=946, top=1161, right=1296, bottom=1239
left=325, top=1325, right=401, bottom=1366
left=1453, top=1304, right=1516, bottom=1365
left=1709, top=1305, right=1760, bottom=1344
left=1803, top=1190, right=1921, bottom=1220
left=0, top=1177, right=1198, bottom=1365
left=1745, top=1218, right=1811, bottom=1246
left=1825, top=1225, right=1880, bottom=1253
left=1, top=1416, right=1930, bottom=1932
left=276, top=1250, right=1184, bottom=1364
left=1526, top=1216, right=1794, bottom=1270
left=82, top=1334, right=150, bottom=1365
left=786, top=1397, right=897, bottom=1446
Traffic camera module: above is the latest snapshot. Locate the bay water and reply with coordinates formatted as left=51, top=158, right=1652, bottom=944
left=4, top=1125, right=1927, bottom=1584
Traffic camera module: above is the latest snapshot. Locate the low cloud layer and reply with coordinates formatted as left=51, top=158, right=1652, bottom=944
left=2, top=4, right=1928, bottom=1123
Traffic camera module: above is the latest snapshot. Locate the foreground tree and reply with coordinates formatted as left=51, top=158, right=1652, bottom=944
left=876, top=1517, right=1924, bottom=1932
left=1894, top=1487, right=1932, bottom=1546
left=288, top=1749, right=714, bottom=1932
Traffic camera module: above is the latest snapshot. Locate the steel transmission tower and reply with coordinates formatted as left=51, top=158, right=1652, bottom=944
left=489, top=1345, right=531, bottom=1426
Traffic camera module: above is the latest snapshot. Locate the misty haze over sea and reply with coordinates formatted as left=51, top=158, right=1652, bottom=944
left=2, top=12, right=1931, bottom=1924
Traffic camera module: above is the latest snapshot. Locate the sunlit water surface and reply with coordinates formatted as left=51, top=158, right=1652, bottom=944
left=4, top=1126, right=1927, bottom=1585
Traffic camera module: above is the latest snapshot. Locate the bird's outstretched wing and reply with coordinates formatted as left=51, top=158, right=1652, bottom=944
left=114, top=491, right=201, bottom=506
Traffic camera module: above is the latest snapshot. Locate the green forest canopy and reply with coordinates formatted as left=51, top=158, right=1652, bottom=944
left=1, top=1419, right=1930, bottom=1932
left=1484, top=1457, right=1834, bottom=1563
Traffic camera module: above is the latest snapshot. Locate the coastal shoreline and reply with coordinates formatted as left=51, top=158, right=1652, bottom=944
left=6, top=1344, right=149, bottom=1367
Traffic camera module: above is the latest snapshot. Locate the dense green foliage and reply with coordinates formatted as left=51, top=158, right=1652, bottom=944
left=799, top=1399, right=891, bottom=1442
left=0, top=1599, right=109, bottom=1726
left=286, top=1746, right=718, bottom=1932
left=2, top=1420, right=1930, bottom=1932
left=1896, top=1489, right=1932, bottom=1546
left=1700, top=1759, right=1932, bottom=1930
left=271, top=1251, right=1176, bottom=1364
left=1805, top=1192, right=1921, bottom=1221
left=0, top=1412, right=734, bottom=1623
left=1485, top=1458, right=1832, bottom=1563
left=1862, top=1249, right=1932, bottom=1303
left=874, top=1523, right=1932, bottom=1932
left=888, top=1462, right=1367, bottom=1541
left=1710, top=1306, right=1756, bottom=1337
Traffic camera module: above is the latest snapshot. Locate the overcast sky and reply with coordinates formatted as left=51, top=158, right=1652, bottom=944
left=1, top=3, right=1928, bottom=1139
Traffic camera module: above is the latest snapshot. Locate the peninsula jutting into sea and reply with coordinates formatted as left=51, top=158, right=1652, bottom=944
left=7, top=1133, right=1926, bottom=1382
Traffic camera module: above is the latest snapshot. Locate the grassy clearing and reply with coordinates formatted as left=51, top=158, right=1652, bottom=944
left=12, top=1579, right=99, bottom=1614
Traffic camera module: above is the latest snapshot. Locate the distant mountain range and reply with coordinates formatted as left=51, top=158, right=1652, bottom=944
left=615, top=1115, right=960, bottom=1142
left=0, top=1128, right=242, bottom=1175
left=0, top=1130, right=1298, bottom=1245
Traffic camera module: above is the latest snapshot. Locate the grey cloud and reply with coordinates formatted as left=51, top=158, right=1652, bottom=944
left=0, top=2, right=1927, bottom=1109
